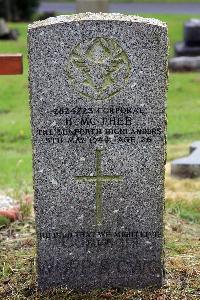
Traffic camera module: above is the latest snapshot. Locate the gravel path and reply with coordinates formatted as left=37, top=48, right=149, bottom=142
left=39, top=2, right=200, bottom=14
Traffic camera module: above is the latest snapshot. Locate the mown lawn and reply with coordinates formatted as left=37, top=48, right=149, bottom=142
left=0, top=14, right=200, bottom=190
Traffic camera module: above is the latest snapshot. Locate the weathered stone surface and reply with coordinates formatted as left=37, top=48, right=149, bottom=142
left=169, top=56, right=200, bottom=72
left=28, top=13, right=168, bottom=292
left=76, top=0, right=108, bottom=13
left=171, top=141, right=200, bottom=178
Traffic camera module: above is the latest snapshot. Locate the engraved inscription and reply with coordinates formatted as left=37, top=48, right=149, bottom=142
left=35, top=105, right=163, bottom=145
left=67, top=37, right=130, bottom=100
left=75, top=149, right=123, bottom=226
left=39, top=230, right=162, bottom=248
left=39, top=257, right=161, bottom=279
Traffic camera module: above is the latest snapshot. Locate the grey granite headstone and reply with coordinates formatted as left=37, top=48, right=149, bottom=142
left=171, top=141, right=200, bottom=178
left=28, top=13, right=168, bottom=292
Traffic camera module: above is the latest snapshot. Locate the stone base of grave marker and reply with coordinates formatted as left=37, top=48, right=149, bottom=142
left=171, top=141, right=200, bottom=178
left=175, top=42, right=200, bottom=57
left=169, top=56, right=200, bottom=71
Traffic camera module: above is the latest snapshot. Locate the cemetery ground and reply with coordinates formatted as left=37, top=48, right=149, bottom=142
left=0, top=14, right=199, bottom=299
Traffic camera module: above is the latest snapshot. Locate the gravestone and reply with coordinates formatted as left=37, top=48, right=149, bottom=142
left=175, top=19, right=200, bottom=57
left=171, top=141, right=200, bottom=178
left=0, top=18, right=19, bottom=40
left=28, top=13, right=168, bottom=292
left=76, top=0, right=108, bottom=13
left=184, top=19, right=200, bottom=47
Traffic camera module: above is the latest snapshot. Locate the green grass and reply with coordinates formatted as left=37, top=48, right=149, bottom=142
left=0, top=216, right=10, bottom=227
left=0, top=14, right=200, bottom=190
left=166, top=198, right=200, bottom=224
left=0, top=23, right=32, bottom=190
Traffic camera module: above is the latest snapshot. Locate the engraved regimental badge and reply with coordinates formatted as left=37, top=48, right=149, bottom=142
left=67, top=37, right=130, bottom=100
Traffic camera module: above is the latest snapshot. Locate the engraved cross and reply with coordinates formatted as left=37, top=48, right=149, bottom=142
left=75, top=149, right=123, bottom=226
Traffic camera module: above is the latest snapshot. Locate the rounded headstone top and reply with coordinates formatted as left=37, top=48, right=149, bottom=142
left=28, top=13, right=167, bottom=30
left=185, top=19, right=200, bottom=28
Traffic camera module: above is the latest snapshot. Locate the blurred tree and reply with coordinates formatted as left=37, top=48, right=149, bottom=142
left=0, top=0, right=10, bottom=21
left=0, top=0, right=40, bottom=21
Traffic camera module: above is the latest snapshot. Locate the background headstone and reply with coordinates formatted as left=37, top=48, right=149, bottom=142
left=0, top=18, right=9, bottom=36
left=169, top=56, right=200, bottom=72
left=171, top=141, right=200, bottom=178
left=184, top=19, right=200, bottom=47
left=175, top=18, right=200, bottom=57
left=76, top=0, right=108, bottom=13
left=175, top=42, right=200, bottom=57
left=0, top=18, right=19, bottom=40
left=28, top=13, right=168, bottom=292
